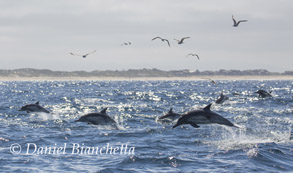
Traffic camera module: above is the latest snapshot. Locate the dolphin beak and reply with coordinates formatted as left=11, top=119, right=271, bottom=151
left=158, top=116, right=166, bottom=120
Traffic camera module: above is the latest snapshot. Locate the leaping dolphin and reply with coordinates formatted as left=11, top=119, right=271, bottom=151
left=173, top=104, right=237, bottom=129
left=19, top=101, right=50, bottom=113
left=255, top=90, right=272, bottom=98
left=75, top=108, right=117, bottom=126
left=158, top=108, right=181, bottom=121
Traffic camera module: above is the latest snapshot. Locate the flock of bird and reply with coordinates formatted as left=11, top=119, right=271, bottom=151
left=69, top=15, right=248, bottom=63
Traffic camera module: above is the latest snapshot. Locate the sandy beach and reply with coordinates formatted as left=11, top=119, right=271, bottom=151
left=0, top=75, right=293, bottom=81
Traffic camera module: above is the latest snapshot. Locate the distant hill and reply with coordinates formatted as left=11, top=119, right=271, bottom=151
left=0, top=68, right=292, bottom=78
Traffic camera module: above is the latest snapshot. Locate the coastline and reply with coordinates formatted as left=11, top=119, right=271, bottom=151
left=0, top=75, right=293, bottom=81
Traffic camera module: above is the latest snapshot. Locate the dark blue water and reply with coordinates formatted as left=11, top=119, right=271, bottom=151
left=0, top=80, right=292, bottom=172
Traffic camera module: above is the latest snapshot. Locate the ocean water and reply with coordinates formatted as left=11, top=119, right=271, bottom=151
left=0, top=80, right=292, bottom=172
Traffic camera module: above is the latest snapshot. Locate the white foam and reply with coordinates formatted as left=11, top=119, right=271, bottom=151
left=29, top=112, right=61, bottom=121
left=202, top=124, right=292, bottom=151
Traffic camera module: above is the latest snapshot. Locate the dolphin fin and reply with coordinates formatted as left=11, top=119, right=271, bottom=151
left=100, top=107, right=108, bottom=114
left=35, top=101, right=39, bottom=105
left=190, top=123, right=200, bottom=128
left=27, top=111, right=30, bottom=113
left=203, top=103, right=212, bottom=111
left=168, top=108, right=173, bottom=113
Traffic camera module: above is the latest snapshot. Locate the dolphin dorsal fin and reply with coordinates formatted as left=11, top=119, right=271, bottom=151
left=35, top=101, right=39, bottom=105
left=168, top=108, right=173, bottom=113
left=100, top=107, right=108, bottom=114
left=203, top=103, right=212, bottom=111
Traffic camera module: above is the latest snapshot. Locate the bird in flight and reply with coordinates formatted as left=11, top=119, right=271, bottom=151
left=152, top=37, right=170, bottom=47
left=201, top=77, right=217, bottom=85
left=70, top=50, right=96, bottom=58
left=186, top=53, right=200, bottom=60
left=174, top=37, right=190, bottom=44
left=232, top=15, right=248, bottom=27
left=121, top=42, right=131, bottom=46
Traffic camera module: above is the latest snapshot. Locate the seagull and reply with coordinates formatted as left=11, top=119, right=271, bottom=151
left=70, top=50, right=96, bottom=58
left=174, top=37, right=190, bottom=44
left=152, top=36, right=170, bottom=47
left=121, top=42, right=131, bottom=46
left=186, top=53, right=200, bottom=60
left=232, top=15, right=248, bottom=27
left=201, top=77, right=217, bottom=85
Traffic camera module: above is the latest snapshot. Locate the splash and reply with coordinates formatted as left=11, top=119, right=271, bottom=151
left=202, top=123, right=292, bottom=151
left=29, top=112, right=61, bottom=121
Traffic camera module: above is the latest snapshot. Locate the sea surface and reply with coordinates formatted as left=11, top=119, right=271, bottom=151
left=0, top=80, right=292, bottom=172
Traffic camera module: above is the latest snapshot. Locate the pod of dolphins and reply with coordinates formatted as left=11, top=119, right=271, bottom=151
left=18, top=89, right=275, bottom=130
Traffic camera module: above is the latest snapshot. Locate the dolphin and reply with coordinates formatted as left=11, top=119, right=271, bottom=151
left=158, top=108, right=181, bottom=121
left=255, top=90, right=272, bottom=98
left=75, top=108, right=117, bottom=126
left=19, top=101, right=50, bottom=113
left=215, top=92, right=229, bottom=104
left=173, top=103, right=237, bottom=129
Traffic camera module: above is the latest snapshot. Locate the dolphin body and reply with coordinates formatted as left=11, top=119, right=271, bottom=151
left=173, top=104, right=237, bottom=129
left=19, top=101, right=50, bottom=113
left=215, top=92, right=229, bottom=104
left=255, top=90, right=272, bottom=98
left=75, top=108, right=117, bottom=126
left=158, top=108, right=181, bottom=121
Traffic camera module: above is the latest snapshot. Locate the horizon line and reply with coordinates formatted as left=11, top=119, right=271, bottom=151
left=1, top=68, right=292, bottom=73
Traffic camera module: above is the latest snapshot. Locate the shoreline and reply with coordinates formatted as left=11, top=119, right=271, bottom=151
left=0, top=75, right=293, bottom=81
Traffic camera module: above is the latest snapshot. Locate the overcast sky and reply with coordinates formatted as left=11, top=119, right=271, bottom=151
left=0, top=0, right=292, bottom=72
